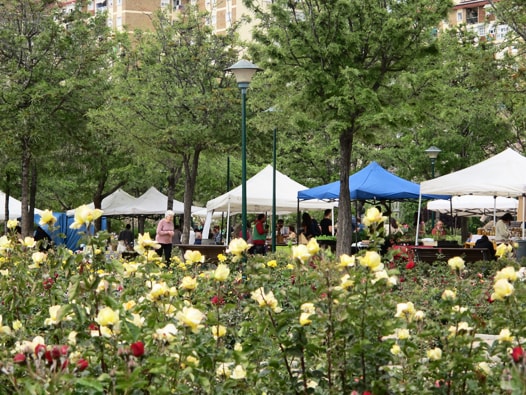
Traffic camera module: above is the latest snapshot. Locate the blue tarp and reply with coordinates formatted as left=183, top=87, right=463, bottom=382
left=298, top=162, right=450, bottom=201
left=34, top=212, right=107, bottom=251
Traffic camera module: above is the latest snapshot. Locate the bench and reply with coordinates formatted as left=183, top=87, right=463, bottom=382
left=412, top=247, right=491, bottom=264
left=176, top=244, right=227, bottom=264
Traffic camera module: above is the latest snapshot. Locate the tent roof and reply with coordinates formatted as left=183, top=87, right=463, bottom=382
left=66, top=188, right=138, bottom=216
left=420, top=148, right=526, bottom=197
left=206, top=165, right=334, bottom=214
left=133, top=187, right=204, bottom=215
left=427, top=195, right=518, bottom=217
left=0, top=191, right=42, bottom=220
left=66, top=187, right=204, bottom=216
left=298, top=162, right=448, bottom=201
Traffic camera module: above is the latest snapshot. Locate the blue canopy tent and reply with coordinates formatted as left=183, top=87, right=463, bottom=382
left=298, top=162, right=449, bottom=202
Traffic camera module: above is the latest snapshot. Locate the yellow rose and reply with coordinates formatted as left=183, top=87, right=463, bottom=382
left=394, top=302, right=416, bottom=321
left=217, top=254, right=227, bottom=262
left=7, top=219, right=18, bottom=230
left=300, top=303, right=315, bottom=314
left=292, top=244, right=311, bottom=264
left=32, top=252, right=47, bottom=265
left=441, top=289, right=457, bottom=301
left=498, top=328, right=514, bottom=343
left=214, top=264, right=230, bottom=281
left=228, top=238, right=250, bottom=256
left=211, top=325, right=227, bottom=339
left=39, top=210, right=57, bottom=227
left=362, top=207, right=386, bottom=227
left=396, top=328, right=410, bottom=340
left=44, top=305, right=62, bottom=326
left=427, top=347, right=442, bottom=361
left=491, top=278, right=514, bottom=301
left=96, top=307, right=120, bottom=327
left=184, top=250, right=204, bottom=264
left=495, top=266, right=518, bottom=282
left=338, top=254, right=355, bottom=268
left=134, top=233, right=161, bottom=254
left=359, top=251, right=383, bottom=272
left=266, top=260, right=277, bottom=268
left=176, top=306, right=206, bottom=333
left=306, top=238, right=320, bottom=255
left=180, top=276, right=198, bottom=291
left=154, top=323, right=178, bottom=342
left=448, top=256, right=465, bottom=271
left=250, top=287, right=280, bottom=312
left=299, top=312, right=312, bottom=326
left=21, top=237, right=36, bottom=248
left=231, top=365, right=247, bottom=380
left=390, top=344, right=401, bottom=356
left=70, top=205, right=103, bottom=229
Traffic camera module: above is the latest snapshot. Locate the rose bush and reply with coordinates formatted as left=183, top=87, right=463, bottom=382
left=0, top=207, right=525, bottom=394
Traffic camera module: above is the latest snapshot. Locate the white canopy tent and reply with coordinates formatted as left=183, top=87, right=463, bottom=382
left=418, top=148, right=526, bottom=240
left=420, top=148, right=526, bottom=197
left=203, top=165, right=335, bottom=240
left=427, top=195, right=518, bottom=217
left=66, top=188, right=138, bottom=216
left=0, top=191, right=43, bottom=220
left=133, top=187, right=205, bottom=215
left=67, top=187, right=204, bottom=216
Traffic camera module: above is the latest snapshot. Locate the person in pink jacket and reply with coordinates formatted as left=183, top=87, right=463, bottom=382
left=156, top=210, right=175, bottom=264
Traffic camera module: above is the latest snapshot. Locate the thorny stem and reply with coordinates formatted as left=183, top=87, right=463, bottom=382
left=267, top=310, right=299, bottom=394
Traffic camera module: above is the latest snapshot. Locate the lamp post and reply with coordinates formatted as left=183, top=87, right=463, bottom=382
left=226, top=59, right=262, bottom=241
left=425, top=146, right=441, bottom=228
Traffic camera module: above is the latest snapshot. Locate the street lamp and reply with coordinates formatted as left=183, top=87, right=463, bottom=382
left=425, top=146, right=441, bottom=228
left=226, top=59, right=262, bottom=240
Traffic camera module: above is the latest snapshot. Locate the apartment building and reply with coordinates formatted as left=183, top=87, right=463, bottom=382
left=446, top=0, right=509, bottom=43
left=60, top=0, right=259, bottom=41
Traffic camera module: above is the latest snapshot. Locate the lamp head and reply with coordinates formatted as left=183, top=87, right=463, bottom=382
left=425, top=146, right=441, bottom=159
left=225, top=59, right=262, bottom=87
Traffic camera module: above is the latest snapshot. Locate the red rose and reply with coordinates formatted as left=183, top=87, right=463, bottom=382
left=13, top=353, right=26, bottom=364
left=130, top=341, right=145, bottom=358
left=43, top=278, right=54, bottom=290
left=405, top=261, right=415, bottom=270
left=88, top=323, right=99, bottom=331
left=76, top=358, right=89, bottom=371
left=512, top=346, right=524, bottom=363
left=44, top=350, right=53, bottom=364
left=51, top=346, right=61, bottom=360
left=35, top=344, right=46, bottom=358
left=363, top=391, right=373, bottom=395
left=211, top=295, right=224, bottom=306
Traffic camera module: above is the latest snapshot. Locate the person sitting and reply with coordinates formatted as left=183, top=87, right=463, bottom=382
left=431, top=220, right=447, bottom=238
left=495, top=213, right=513, bottom=243
left=475, top=234, right=496, bottom=260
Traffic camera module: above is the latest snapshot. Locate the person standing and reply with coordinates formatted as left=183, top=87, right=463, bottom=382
left=252, top=214, right=267, bottom=255
left=118, top=224, right=134, bottom=250
left=495, top=213, right=513, bottom=243
left=319, top=209, right=333, bottom=236
left=156, top=210, right=175, bottom=264
left=172, top=224, right=182, bottom=245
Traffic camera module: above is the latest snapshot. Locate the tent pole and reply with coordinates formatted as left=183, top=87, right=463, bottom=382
left=415, top=193, right=423, bottom=246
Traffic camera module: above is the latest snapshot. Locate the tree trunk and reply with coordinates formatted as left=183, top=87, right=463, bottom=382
left=336, top=130, right=353, bottom=257
left=21, top=136, right=32, bottom=237
left=181, top=151, right=200, bottom=244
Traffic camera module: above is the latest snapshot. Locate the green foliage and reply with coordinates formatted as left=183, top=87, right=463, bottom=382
left=1, top=210, right=526, bottom=393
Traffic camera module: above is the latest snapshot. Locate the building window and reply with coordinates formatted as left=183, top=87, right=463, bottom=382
left=466, top=8, right=478, bottom=24
left=457, top=11, right=462, bottom=22
left=161, top=0, right=169, bottom=7
left=478, top=25, right=485, bottom=36
left=116, top=16, right=122, bottom=28
left=497, top=25, right=508, bottom=40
